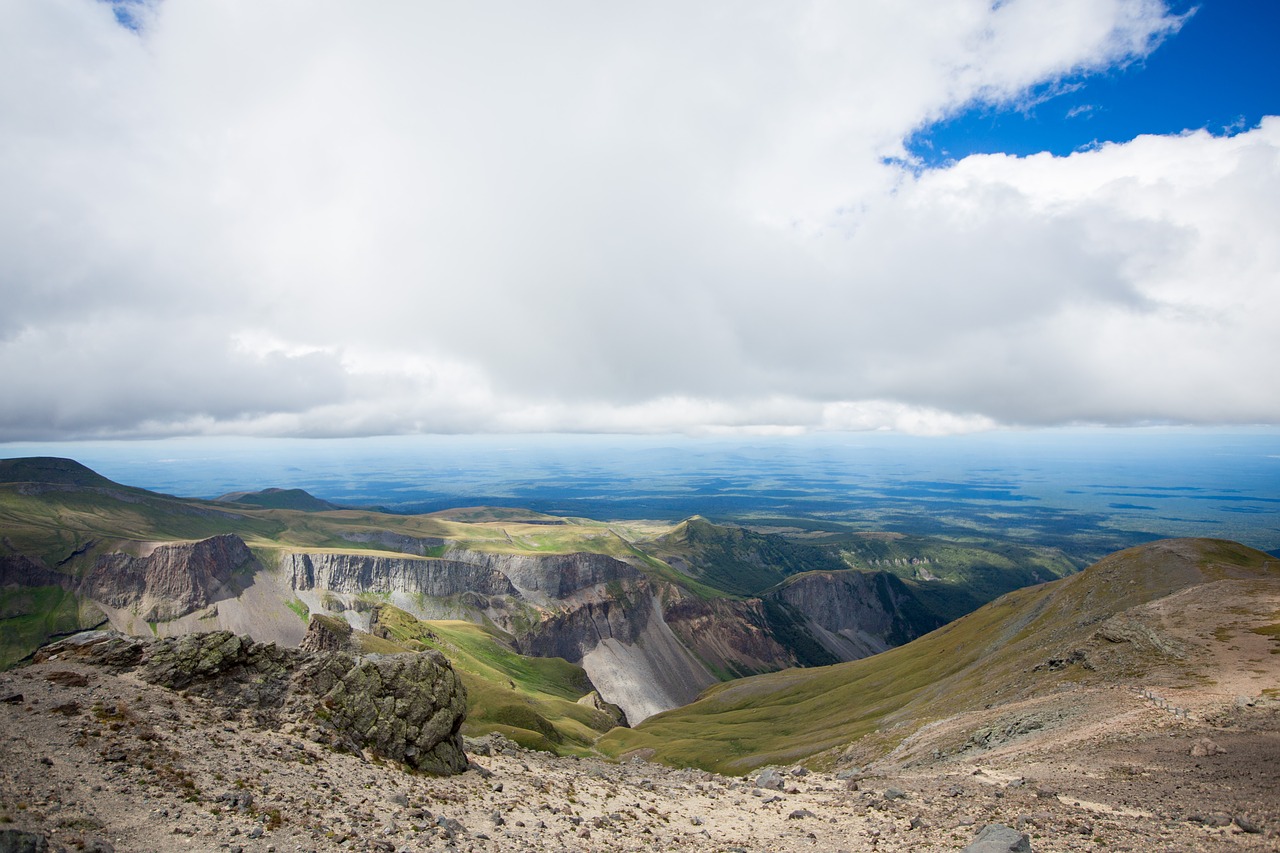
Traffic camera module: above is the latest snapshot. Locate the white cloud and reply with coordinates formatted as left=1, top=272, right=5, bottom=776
left=1, top=0, right=1274, bottom=441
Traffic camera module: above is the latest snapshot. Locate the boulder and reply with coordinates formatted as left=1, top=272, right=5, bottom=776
left=577, top=690, right=630, bottom=728
left=314, top=650, right=468, bottom=775
left=962, top=824, right=1032, bottom=853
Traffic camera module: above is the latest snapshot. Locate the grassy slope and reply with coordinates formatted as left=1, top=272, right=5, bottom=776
left=827, top=532, right=1080, bottom=622
left=644, top=517, right=848, bottom=597
left=360, top=606, right=618, bottom=753
left=215, top=488, right=340, bottom=512
left=597, top=538, right=1277, bottom=774
left=0, top=585, right=94, bottom=669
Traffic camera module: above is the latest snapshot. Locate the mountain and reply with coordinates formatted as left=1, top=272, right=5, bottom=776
left=598, top=538, right=1280, bottom=775
left=215, top=487, right=343, bottom=512
left=3, top=538, right=1276, bottom=850
left=0, top=456, right=122, bottom=489
left=0, top=458, right=1067, bottom=740
left=646, top=515, right=848, bottom=596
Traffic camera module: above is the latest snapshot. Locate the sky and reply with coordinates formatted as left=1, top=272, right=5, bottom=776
left=2, top=0, right=1279, bottom=442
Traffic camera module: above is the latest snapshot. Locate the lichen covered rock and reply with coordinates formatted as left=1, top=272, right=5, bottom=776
left=35, top=630, right=469, bottom=775
left=316, top=651, right=468, bottom=774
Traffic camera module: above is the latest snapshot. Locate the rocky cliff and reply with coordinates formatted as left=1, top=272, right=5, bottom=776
left=81, top=534, right=254, bottom=622
left=662, top=594, right=796, bottom=677
left=284, top=552, right=517, bottom=598
left=36, top=629, right=469, bottom=775
left=444, top=549, right=640, bottom=599
left=766, top=570, right=944, bottom=661
left=0, top=554, right=73, bottom=590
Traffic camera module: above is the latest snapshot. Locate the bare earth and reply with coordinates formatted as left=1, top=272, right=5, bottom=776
left=1, top=656, right=1277, bottom=853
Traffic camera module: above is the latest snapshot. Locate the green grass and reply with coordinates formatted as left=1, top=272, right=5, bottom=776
left=365, top=606, right=619, bottom=753
left=286, top=598, right=310, bottom=622
left=599, top=538, right=1278, bottom=774
left=0, top=585, right=86, bottom=668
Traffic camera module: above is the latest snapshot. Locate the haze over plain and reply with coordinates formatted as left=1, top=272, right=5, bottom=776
left=3, top=0, right=1279, bottom=442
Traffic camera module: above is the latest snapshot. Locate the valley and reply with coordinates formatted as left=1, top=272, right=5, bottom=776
left=0, top=457, right=1277, bottom=850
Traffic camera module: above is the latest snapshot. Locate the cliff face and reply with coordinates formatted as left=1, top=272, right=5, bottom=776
left=82, top=534, right=253, bottom=622
left=663, top=594, right=796, bottom=677
left=444, top=549, right=640, bottom=599
left=515, top=582, right=652, bottom=662
left=284, top=553, right=517, bottom=598
left=766, top=570, right=943, bottom=661
left=0, top=554, right=73, bottom=589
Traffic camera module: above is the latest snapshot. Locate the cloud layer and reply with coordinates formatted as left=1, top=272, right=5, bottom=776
left=2, top=0, right=1276, bottom=439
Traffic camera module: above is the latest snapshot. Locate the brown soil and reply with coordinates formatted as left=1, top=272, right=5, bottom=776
left=2, top=653, right=1277, bottom=853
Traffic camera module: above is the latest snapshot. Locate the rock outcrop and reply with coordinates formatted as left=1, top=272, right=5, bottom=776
left=577, top=690, right=629, bottom=728
left=316, top=649, right=468, bottom=774
left=284, top=552, right=516, bottom=599
left=444, top=549, right=640, bottom=598
left=766, top=570, right=943, bottom=661
left=299, top=614, right=356, bottom=653
left=663, top=594, right=795, bottom=677
left=35, top=630, right=469, bottom=775
left=516, top=587, right=651, bottom=662
left=81, top=534, right=253, bottom=621
left=0, top=554, right=73, bottom=590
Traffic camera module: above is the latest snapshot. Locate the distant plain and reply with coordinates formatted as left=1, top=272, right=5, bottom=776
left=7, top=428, right=1278, bottom=564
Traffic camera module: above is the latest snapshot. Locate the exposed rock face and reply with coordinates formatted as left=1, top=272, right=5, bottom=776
left=317, top=650, right=468, bottom=775
left=336, top=530, right=448, bottom=555
left=35, top=630, right=469, bottom=775
left=663, top=594, right=795, bottom=677
left=767, top=570, right=943, bottom=661
left=284, top=552, right=516, bottom=598
left=516, top=585, right=651, bottom=662
left=81, top=534, right=253, bottom=621
left=0, top=555, right=72, bottom=590
left=299, top=614, right=356, bottom=653
left=577, top=690, right=629, bottom=728
left=444, top=549, right=640, bottom=598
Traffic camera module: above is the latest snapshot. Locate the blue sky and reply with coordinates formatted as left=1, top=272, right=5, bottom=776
left=2, top=1, right=1278, bottom=441
left=910, top=1, right=1280, bottom=164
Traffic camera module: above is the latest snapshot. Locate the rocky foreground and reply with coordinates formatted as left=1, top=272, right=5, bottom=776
left=1, top=633, right=1278, bottom=852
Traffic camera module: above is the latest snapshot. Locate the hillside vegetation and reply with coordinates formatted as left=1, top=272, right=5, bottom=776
left=598, top=538, right=1279, bottom=773
left=1, top=456, right=1092, bottom=750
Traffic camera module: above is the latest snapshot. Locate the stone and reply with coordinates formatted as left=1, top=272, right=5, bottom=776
left=313, top=649, right=468, bottom=775
left=1189, top=738, right=1225, bottom=757
left=0, top=830, right=68, bottom=853
left=756, top=768, right=785, bottom=791
left=961, top=824, right=1032, bottom=853
left=1233, top=815, right=1263, bottom=834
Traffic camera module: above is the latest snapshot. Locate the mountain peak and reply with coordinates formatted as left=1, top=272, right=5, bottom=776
left=0, top=457, right=119, bottom=488
left=214, top=487, right=340, bottom=512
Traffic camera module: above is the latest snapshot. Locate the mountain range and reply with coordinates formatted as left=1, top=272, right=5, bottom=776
left=1, top=457, right=1277, bottom=850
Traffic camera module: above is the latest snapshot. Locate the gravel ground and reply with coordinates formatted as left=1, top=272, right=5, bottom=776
left=2, top=655, right=1277, bottom=853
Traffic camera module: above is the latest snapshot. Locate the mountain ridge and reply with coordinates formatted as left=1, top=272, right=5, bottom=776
left=598, top=537, right=1280, bottom=774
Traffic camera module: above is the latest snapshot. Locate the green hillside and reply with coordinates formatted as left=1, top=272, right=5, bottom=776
left=597, top=538, right=1278, bottom=773
left=216, top=487, right=341, bottom=512
left=348, top=606, right=622, bottom=752
left=646, top=516, right=848, bottom=597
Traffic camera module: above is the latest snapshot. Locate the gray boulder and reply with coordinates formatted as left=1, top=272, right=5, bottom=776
left=962, top=824, right=1032, bottom=852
